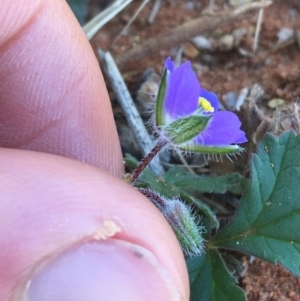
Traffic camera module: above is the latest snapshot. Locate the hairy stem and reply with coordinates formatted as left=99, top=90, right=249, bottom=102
left=138, top=188, right=167, bottom=209
left=130, top=139, right=168, bottom=184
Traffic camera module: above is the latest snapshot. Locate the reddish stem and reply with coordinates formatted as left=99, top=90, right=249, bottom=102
left=130, top=139, right=167, bottom=184
left=138, top=188, right=167, bottom=209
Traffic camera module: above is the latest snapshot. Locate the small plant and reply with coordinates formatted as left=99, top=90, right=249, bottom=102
left=125, top=57, right=300, bottom=301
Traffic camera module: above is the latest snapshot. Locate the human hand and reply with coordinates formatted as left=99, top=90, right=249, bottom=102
left=0, top=0, right=189, bottom=300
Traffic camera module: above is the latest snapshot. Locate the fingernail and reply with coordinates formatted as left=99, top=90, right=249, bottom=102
left=25, top=239, right=181, bottom=301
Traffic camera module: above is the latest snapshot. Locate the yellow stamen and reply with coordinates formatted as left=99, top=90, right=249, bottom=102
left=198, top=97, right=214, bottom=112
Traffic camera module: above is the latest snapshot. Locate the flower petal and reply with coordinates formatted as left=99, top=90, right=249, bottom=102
left=164, top=60, right=200, bottom=122
left=165, top=56, right=175, bottom=73
left=200, top=89, right=219, bottom=112
left=195, top=111, right=247, bottom=145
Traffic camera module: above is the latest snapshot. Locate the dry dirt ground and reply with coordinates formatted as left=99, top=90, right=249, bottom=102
left=89, top=0, right=300, bottom=300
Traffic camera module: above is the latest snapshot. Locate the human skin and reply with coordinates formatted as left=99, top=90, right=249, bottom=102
left=0, top=0, right=189, bottom=300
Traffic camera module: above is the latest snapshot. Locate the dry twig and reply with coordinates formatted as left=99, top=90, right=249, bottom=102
left=111, top=0, right=150, bottom=47
left=99, top=50, right=164, bottom=175
left=148, top=0, right=162, bottom=24
left=252, top=4, right=264, bottom=53
left=83, top=0, right=133, bottom=40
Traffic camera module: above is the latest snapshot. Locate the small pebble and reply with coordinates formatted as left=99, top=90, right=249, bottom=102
left=233, top=28, right=246, bottom=46
left=219, top=34, right=234, bottom=51
left=183, top=42, right=200, bottom=58
left=185, top=2, right=193, bottom=10
left=185, top=1, right=200, bottom=10
left=288, top=8, right=298, bottom=20
left=224, top=91, right=238, bottom=109
left=277, top=28, right=294, bottom=43
left=192, top=36, right=213, bottom=50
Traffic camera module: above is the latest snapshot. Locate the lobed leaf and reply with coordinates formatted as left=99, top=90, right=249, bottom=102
left=211, top=131, right=300, bottom=277
left=187, top=250, right=245, bottom=301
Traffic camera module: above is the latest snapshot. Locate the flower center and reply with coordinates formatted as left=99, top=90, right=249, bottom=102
left=198, top=97, right=214, bottom=113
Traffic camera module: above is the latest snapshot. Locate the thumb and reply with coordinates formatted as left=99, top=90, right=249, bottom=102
left=1, top=150, right=189, bottom=301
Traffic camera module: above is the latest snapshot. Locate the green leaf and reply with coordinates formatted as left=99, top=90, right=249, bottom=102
left=165, top=166, right=247, bottom=194
left=135, top=168, right=180, bottom=199
left=137, top=168, right=218, bottom=229
left=124, top=154, right=182, bottom=198
left=123, top=154, right=180, bottom=197
left=124, top=153, right=139, bottom=169
left=211, top=131, right=300, bottom=277
left=129, top=162, right=244, bottom=230
left=187, top=250, right=245, bottom=301
left=141, top=172, right=180, bottom=199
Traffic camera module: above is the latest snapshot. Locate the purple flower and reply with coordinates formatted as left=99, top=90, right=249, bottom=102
left=156, top=57, right=247, bottom=153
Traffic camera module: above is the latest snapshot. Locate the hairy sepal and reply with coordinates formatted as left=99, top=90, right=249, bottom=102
left=156, top=69, right=167, bottom=126
left=180, top=143, right=244, bottom=155
left=165, top=115, right=211, bottom=145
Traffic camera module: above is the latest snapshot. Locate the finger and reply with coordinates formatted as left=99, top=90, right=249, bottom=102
left=0, top=149, right=189, bottom=301
left=0, top=0, right=123, bottom=176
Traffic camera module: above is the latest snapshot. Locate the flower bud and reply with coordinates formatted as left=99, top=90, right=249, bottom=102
left=163, top=200, right=205, bottom=257
left=139, top=188, right=205, bottom=257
